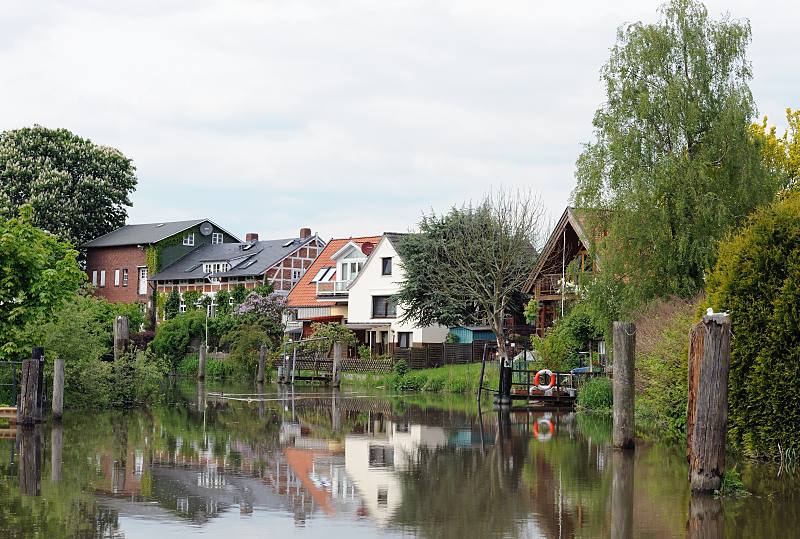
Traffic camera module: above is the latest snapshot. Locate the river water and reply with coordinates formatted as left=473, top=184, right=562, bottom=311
left=0, top=382, right=797, bottom=538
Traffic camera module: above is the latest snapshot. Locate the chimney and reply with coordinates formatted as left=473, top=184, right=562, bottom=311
left=245, top=233, right=259, bottom=242
left=300, top=227, right=312, bottom=239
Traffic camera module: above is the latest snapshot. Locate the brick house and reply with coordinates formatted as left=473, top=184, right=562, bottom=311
left=84, top=219, right=240, bottom=314
left=151, top=228, right=324, bottom=316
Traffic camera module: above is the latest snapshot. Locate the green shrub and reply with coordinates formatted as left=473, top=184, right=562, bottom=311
left=165, top=289, right=180, bottom=320
left=177, top=355, right=229, bottom=378
left=577, top=377, right=613, bottom=411
left=357, top=345, right=371, bottom=359
left=532, top=302, right=604, bottom=372
left=706, top=191, right=800, bottom=456
left=394, top=359, right=408, bottom=376
left=634, top=296, right=701, bottom=434
left=151, top=312, right=201, bottom=370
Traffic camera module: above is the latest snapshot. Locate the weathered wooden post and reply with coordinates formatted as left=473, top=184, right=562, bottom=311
left=197, top=344, right=206, bottom=381
left=612, top=321, right=635, bottom=449
left=18, top=348, right=43, bottom=425
left=257, top=344, right=266, bottom=383
left=611, top=448, right=634, bottom=539
left=332, top=341, right=342, bottom=388
left=196, top=380, right=206, bottom=414
left=52, top=357, right=65, bottom=421
left=687, top=313, right=731, bottom=492
left=113, top=316, right=130, bottom=361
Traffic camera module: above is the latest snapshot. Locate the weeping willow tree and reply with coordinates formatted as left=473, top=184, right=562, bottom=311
left=573, top=0, right=781, bottom=324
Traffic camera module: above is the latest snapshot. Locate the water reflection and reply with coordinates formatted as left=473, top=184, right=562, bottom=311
left=0, top=384, right=797, bottom=538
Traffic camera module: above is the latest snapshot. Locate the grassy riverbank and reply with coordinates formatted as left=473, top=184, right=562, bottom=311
left=343, top=363, right=499, bottom=394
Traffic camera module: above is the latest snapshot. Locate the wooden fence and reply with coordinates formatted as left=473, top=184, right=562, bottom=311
left=393, top=341, right=492, bottom=370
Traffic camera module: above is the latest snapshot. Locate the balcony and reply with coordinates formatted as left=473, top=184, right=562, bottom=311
left=316, top=280, right=351, bottom=297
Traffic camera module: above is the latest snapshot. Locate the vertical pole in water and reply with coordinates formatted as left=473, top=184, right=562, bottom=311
left=113, top=316, right=130, bottom=362
left=612, top=322, right=635, bottom=449
left=198, top=344, right=206, bottom=381
left=52, top=357, right=65, bottom=421
left=34, top=347, right=45, bottom=422
left=257, top=345, right=266, bottom=384
left=332, top=341, right=342, bottom=388
left=18, top=348, right=42, bottom=425
left=687, top=313, right=731, bottom=492
left=291, top=347, right=297, bottom=385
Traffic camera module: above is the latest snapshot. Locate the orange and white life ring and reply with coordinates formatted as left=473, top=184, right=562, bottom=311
left=533, top=418, right=554, bottom=441
left=533, top=369, right=557, bottom=391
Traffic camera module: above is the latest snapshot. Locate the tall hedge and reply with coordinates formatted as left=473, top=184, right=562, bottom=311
left=706, top=191, right=800, bottom=455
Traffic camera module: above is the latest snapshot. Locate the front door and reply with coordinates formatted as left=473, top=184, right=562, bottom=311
left=138, top=267, right=148, bottom=295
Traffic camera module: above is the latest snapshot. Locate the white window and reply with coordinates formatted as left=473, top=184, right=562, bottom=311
left=91, top=271, right=98, bottom=286
left=212, top=232, right=223, bottom=244
left=183, top=233, right=195, bottom=246
left=122, top=268, right=128, bottom=287
left=138, top=267, right=148, bottom=295
left=114, top=269, right=120, bottom=287
left=179, top=299, right=186, bottom=313
left=291, top=268, right=303, bottom=283
left=99, top=270, right=106, bottom=288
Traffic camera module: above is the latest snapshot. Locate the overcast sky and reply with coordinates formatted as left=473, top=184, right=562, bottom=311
left=2, top=0, right=796, bottom=240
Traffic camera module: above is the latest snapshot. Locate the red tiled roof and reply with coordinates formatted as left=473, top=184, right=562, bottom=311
left=286, top=235, right=382, bottom=308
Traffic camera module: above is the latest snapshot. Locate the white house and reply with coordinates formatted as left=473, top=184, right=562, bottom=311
left=345, top=233, right=449, bottom=354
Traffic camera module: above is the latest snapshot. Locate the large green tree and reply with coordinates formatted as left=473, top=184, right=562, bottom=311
left=0, top=205, right=86, bottom=357
left=0, top=125, right=137, bottom=249
left=573, top=0, right=779, bottom=322
left=395, top=190, right=544, bottom=361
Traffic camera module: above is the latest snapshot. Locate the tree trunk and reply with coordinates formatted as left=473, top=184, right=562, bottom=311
left=687, top=314, right=731, bottom=492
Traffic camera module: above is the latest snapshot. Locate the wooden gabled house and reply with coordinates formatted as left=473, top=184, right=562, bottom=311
left=524, top=207, right=597, bottom=335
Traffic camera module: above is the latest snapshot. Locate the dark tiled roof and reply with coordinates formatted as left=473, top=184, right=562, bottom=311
left=151, top=236, right=318, bottom=281
left=83, top=219, right=240, bottom=247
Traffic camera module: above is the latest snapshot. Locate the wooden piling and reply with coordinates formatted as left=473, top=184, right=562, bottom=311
left=197, top=344, right=206, bottom=381
left=612, top=321, right=635, bottom=449
left=687, top=313, right=731, bottom=492
left=113, top=316, right=129, bottom=361
left=332, top=341, right=342, bottom=388
left=52, top=357, right=65, bottom=421
left=257, top=345, right=266, bottom=383
left=18, top=348, right=43, bottom=426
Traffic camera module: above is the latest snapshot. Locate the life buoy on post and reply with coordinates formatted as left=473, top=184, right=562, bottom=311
left=533, top=418, right=554, bottom=441
left=533, top=369, right=557, bottom=391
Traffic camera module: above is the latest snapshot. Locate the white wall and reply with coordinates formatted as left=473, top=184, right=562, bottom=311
left=346, top=236, right=448, bottom=344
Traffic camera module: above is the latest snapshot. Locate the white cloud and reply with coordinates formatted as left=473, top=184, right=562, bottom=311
left=1, top=0, right=796, bottom=239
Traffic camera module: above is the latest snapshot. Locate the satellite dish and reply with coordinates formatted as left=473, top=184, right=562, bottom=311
left=199, top=222, right=213, bottom=236
left=361, top=242, right=374, bottom=255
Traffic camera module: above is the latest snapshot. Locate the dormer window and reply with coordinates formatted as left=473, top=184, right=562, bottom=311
left=183, top=233, right=195, bottom=246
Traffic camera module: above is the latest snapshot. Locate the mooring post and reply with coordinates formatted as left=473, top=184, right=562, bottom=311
left=687, top=313, right=731, bottom=492
left=612, top=321, right=635, bottom=449
left=113, top=316, right=130, bottom=361
left=18, top=348, right=43, bottom=425
left=52, top=357, right=65, bottom=421
left=257, top=345, right=266, bottom=384
left=332, top=341, right=342, bottom=388
left=197, top=344, right=207, bottom=381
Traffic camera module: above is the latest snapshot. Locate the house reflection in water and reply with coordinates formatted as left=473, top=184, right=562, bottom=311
left=345, top=413, right=451, bottom=527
